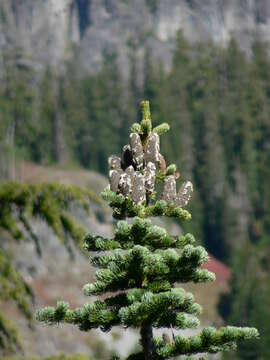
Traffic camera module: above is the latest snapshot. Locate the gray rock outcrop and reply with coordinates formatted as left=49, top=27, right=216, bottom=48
left=1, top=0, right=270, bottom=76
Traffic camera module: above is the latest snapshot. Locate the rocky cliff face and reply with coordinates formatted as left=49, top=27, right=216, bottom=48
left=1, top=0, right=270, bottom=74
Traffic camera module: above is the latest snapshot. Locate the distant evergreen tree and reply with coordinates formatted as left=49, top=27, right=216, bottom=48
left=219, top=244, right=270, bottom=359
left=143, top=48, right=158, bottom=106
left=37, top=67, right=58, bottom=164
left=37, top=101, right=258, bottom=359
left=0, top=49, right=36, bottom=177
left=64, top=50, right=125, bottom=173
left=188, top=44, right=230, bottom=260
left=126, top=37, right=142, bottom=130
left=160, top=31, right=192, bottom=170
left=249, top=39, right=270, bottom=243
left=95, top=50, right=126, bottom=173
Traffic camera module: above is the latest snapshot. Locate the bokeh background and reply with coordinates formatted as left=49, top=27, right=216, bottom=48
left=1, top=1, right=270, bottom=359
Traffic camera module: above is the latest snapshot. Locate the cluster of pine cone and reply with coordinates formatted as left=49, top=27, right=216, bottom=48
left=108, top=131, right=193, bottom=207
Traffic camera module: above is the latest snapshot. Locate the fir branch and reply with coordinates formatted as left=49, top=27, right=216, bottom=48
left=36, top=300, right=121, bottom=332
left=165, top=164, right=177, bottom=176
left=152, top=123, right=170, bottom=136
left=101, top=189, right=191, bottom=221
left=0, top=248, right=33, bottom=321
left=0, top=181, right=103, bottom=253
left=131, top=123, right=142, bottom=134
left=119, top=288, right=201, bottom=328
left=153, top=326, right=259, bottom=358
left=83, top=244, right=213, bottom=296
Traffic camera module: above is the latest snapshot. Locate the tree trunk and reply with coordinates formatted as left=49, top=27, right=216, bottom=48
left=53, top=110, right=65, bottom=163
left=52, top=77, right=67, bottom=164
left=141, top=323, right=154, bottom=360
left=7, top=120, right=15, bottom=180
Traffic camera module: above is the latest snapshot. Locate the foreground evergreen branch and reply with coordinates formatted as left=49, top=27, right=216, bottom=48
left=0, top=181, right=105, bottom=354
left=0, top=248, right=33, bottom=318
left=0, top=182, right=104, bottom=252
left=0, top=313, right=22, bottom=355
left=36, top=101, right=259, bottom=359
left=0, top=244, right=33, bottom=355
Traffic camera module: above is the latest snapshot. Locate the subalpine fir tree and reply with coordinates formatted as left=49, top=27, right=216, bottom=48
left=36, top=101, right=258, bottom=359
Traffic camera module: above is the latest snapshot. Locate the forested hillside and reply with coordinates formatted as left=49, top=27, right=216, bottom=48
left=1, top=32, right=270, bottom=358
left=1, top=33, right=270, bottom=257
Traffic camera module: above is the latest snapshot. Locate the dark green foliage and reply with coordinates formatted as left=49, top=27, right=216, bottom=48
left=37, top=102, right=258, bottom=359
left=101, top=189, right=191, bottom=221
left=36, top=287, right=202, bottom=331
left=82, top=243, right=214, bottom=296
left=219, top=244, right=270, bottom=359
left=64, top=51, right=127, bottom=173
left=84, top=217, right=195, bottom=252
left=0, top=50, right=58, bottom=165
left=151, top=326, right=258, bottom=358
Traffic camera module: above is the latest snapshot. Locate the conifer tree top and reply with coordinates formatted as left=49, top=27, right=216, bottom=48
left=102, top=100, right=193, bottom=221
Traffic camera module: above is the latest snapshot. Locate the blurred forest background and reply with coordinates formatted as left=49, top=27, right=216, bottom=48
left=1, top=0, right=270, bottom=359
